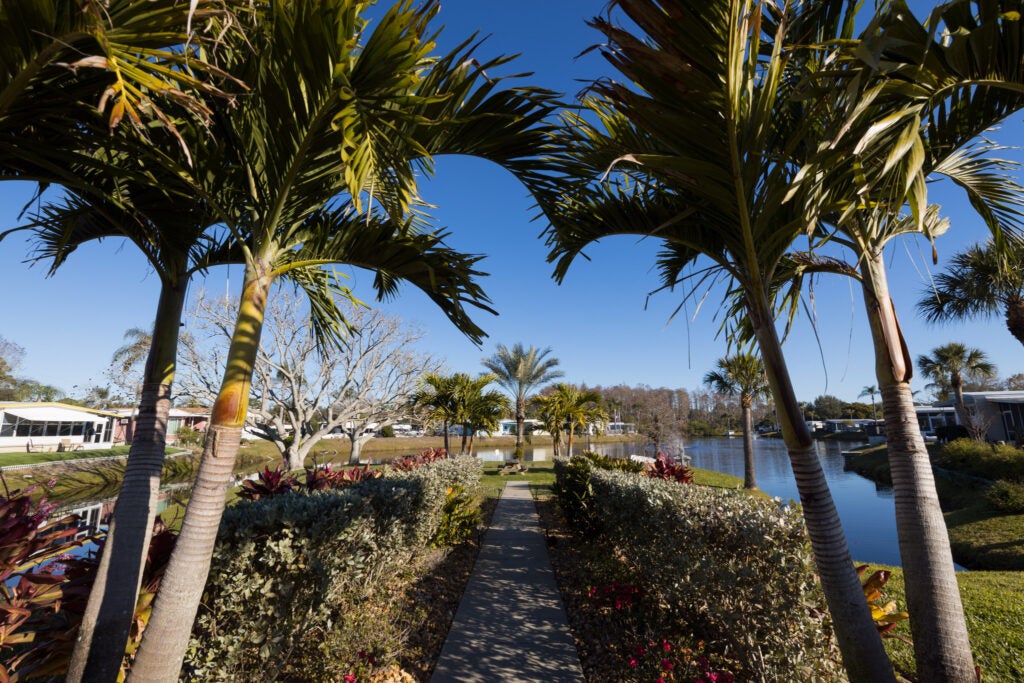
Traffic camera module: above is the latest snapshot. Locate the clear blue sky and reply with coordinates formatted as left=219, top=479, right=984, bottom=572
left=1, top=0, right=1021, bottom=404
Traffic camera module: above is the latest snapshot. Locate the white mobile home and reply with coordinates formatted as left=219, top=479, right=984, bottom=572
left=0, top=402, right=117, bottom=453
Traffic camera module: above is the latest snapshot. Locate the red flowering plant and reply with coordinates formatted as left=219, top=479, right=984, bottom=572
left=238, top=466, right=299, bottom=500
left=645, top=452, right=693, bottom=484
left=342, top=648, right=380, bottom=682
left=626, top=637, right=737, bottom=683
left=586, top=581, right=644, bottom=611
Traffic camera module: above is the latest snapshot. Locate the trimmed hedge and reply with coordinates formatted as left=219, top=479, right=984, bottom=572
left=554, top=456, right=843, bottom=681
left=184, top=455, right=481, bottom=681
left=937, top=439, right=1024, bottom=482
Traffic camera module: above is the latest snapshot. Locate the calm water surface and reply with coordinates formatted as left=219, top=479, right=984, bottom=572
left=484, top=437, right=907, bottom=567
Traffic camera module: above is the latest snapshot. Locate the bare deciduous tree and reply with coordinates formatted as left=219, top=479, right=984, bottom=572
left=179, top=290, right=438, bottom=468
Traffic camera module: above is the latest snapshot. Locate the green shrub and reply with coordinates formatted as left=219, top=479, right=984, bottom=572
left=985, top=480, right=1024, bottom=514
left=552, top=456, right=597, bottom=530
left=556, top=461, right=843, bottom=681
left=185, top=455, right=481, bottom=681
left=937, top=439, right=1024, bottom=482
left=580, top=450, right=645, bottom=473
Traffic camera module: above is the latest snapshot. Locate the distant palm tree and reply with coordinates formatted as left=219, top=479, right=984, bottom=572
left=704, top=354, right=769, bottom=490
left=858, top=385, right=879, bottom=421
left=482, top=343, right=563, bottom=456
left=917, top=343, right=996, bottom=435
left=918, top=240, right=1024, bottom=349
left=458, top=375, right=511, bottom=456
left=532, top=391, right=565, bottom=457
left=548, top=384, right=606, bottom=458
left=414, top=373, right=461, bottom=455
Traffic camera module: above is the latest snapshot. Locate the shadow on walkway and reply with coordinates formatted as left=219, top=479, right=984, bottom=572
left=431, top=481, right=583, bottom=683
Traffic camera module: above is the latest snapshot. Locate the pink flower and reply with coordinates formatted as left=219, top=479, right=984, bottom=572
left=635, top=644, right=647, bottom=657
left=344, top=674, right=356, bottom=683
left=661, top=658, right=674, bottom=671
left=629, top=657, right=640, bottom=669
left=661, top=638, right=672, bottom=652
left=656, top=678, right=666, bottom=683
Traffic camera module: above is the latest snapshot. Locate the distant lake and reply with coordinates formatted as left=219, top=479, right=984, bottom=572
left=482, top=437, right=922, bottom=568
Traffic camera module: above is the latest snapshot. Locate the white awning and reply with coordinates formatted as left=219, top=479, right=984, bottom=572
left=3, top=407, right=109, bottom=423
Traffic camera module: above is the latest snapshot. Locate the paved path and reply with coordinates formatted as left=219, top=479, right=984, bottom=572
left=432, top=481, right=584, bottom=683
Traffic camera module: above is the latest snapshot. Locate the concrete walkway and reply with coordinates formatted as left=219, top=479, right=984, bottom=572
left=432, top=481, right=584, bottom=683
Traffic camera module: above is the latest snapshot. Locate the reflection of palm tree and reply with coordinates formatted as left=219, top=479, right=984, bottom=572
left=917, top=343, right=996, bottom=433
left=858, top=385, right=878, bottom=421
left=482, top=343, right=562, bottom=456
left=536, top=1, right=891, bottom=677
left=918, top=240, right=1024, bottom=349
left=704, top=354, right=769, bottom=490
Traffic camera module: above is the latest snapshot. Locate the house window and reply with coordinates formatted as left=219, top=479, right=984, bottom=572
left=44, top=423, right=59, bottom=437
left=0, top=416, right=15, bottom=437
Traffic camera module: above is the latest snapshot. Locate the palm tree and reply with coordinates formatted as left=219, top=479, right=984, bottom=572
left=414, top=373, right=461, bottom=455
left=918, top=239, right=1024, bottom=349
left=0, top=0, right=239, bottom=189
left=481, top=343, right=563, bottom=456
left=13, top=128, right=243, bottom=682
left=859, top=385, right=879, bottom=421
left=531, top=391, right=565, bottom=457
left=788, top=5, right=1024, bottom=675
left=917, top=343, right=996, bottom=435
left=128, top=2, right=557, bottom=678
left=535, top=1, right=894, bottom=678
left=456, top=374, right=511, bottom=456
left=551, top=384, right=606, bottom=458
left=704, top=354, right=769, bottom=490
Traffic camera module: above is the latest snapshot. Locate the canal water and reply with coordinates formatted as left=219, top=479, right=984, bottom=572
left=480, top=437, right=908, bottom=567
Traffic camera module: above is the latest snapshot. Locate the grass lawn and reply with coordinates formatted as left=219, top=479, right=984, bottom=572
left=0, top=445, right=133, bottom=467
left=866, top=563, right=1024, bottom=682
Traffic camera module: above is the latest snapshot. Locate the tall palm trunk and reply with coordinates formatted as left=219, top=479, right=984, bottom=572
left=129, top=264, right=273, bottom=682
left=860, top=254, right=976, bottom=682
left=515, top=397, right=526, bottom=456
left=442, top=420, right=450, bottom=454
left=566, top=425, right=574, bottom=457
left=740, top=393, right=757, bottom=490
left=68, top=281, right=187, bottom=682
left=747, top=294, right=895, bottom=682
left=951, top=372, right=970, bottom=432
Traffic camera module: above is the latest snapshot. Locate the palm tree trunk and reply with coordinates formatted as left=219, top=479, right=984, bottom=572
left=861, top=254, right=976, bottom=682
left=747, top=294, right=894, bottom=682
left=741, top=396, right=757, bottom=490
left=566, top=425, right=573, bottom=457
left=68, top=280, right=186, bottom=683
left=515, top=397, right=525, bottom=456
left=442, top=420, right=450, bottom=454
left=128, top=265, right=272, bottom=682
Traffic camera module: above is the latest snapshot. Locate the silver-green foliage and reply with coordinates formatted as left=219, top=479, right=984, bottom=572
left=578, top=465, right=844, bottom=680
left=184, top=456, right=482, bottom=680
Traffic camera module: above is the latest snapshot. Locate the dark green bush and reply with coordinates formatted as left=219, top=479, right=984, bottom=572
left=937, top=439, right=1024, bottom=482
left=985, top=480, right=1024, bottom=513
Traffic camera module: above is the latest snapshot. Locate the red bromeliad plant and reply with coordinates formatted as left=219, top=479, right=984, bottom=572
left=237, top=466, right=299, bottom=500
left=645, top=452, right=693, bottom=484
left=390, top=448, right=448, bottom=472
left=334, top=465, right=382, bottom=487
left=0, top=479, right=177, bottom=681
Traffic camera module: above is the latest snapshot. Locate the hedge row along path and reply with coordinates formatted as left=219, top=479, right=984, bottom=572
left=432, top=480, right=584, bottom=682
